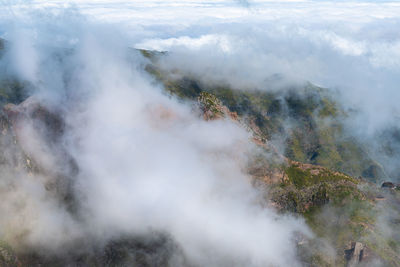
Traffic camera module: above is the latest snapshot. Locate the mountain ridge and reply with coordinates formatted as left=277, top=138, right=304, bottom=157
left=0, top=43, right=398, bottom=266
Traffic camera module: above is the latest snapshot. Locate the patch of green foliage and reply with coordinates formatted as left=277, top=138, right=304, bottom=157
left=319, top=97, right=338, bottom=118
left=285, top=165, right=358, bottom=189
left=285, top=131, right=312, bottom=163
left=138, top=49, right=166, bottom=61
left=145, top=65, right=163, bottom=81
left=0, top=241, right=18, bottom=267
left=0, top=80, right=28, bottom=106
left=285, top=165, right=311, bottom=188
left=139, top=49, right=154, bottom=59
left=164, top=78, right=202, bottom=99
left=198, top=92, right=223, bottom=118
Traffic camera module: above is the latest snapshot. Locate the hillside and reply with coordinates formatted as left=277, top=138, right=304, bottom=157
left=141, top=50, right=400, bottom=266
left=0, top=41, right=399, bottom=266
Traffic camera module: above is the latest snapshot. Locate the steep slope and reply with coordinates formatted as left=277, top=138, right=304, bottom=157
left=197, top=86, right=400, bottom=267
left=142, top=50, right=400, bottom=266
left=141, top=49, right=386, bottom=182
left=0, top=41, right=399, bottom=266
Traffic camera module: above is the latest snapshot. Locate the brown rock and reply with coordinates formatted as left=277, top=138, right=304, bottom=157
left=345, top=242, right=364, bottom=267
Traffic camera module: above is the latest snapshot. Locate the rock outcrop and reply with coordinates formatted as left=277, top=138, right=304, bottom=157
left=345, top=242, right=364, bottom=266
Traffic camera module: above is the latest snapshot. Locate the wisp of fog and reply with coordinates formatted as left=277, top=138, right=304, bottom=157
left=0, top=5, right=309, bottom=267
left=2, top=0, right=400, bottom=266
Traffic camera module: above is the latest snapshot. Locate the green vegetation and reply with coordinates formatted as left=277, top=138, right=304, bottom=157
left=138, top=51, right=400, bottom=265
left=319, top=97, right=338, bottom=118
left=198, top=91, right=224, bottom=119
left=0, top=46, right=396, bottom=267
left=0, top=241, right=18, bottom=267
left=0, top=80, right=28, bottom=107
left=139, top=49, right=166, bottom=61
left=285, top=164, right=359, bottom=189
left=145, top=59, right=385, bottom=180
left=270, top=162, right=363, bottom=215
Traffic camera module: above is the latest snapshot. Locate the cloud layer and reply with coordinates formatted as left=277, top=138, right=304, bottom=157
left=0, top=5, right=311, bottom=266
left=12, top=0, right=396, bottom=133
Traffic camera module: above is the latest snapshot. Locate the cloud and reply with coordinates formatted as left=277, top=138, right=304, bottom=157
left=235, top=0, right=251, bottom=7
left=1, top=0, right=400, bottom=264
left=0, top=6, right=310, bottom=266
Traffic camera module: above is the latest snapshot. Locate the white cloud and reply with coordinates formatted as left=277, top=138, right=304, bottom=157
left=137, top=34, right=232, bottom=52
left=2, top=0, right=400, bottom=264
left=0, top=8, right=312, bottom=266
left=2, top=0, right=400, bottom=138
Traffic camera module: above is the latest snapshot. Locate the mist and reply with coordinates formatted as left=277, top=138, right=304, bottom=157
left=0, top=4, right=311, bottom=266
left=127, top=0, right=400, bottom=181
left=1, top=0, right=400, bottom=266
